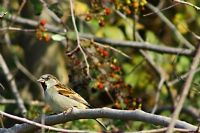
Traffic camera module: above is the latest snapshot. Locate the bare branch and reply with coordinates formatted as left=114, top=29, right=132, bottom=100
left=0, top=108, right=197, bottom=133
left=69, top=0, right=92, bottom=79
left=5, top=14, right=195, bottom=56
left=0, top=54, right=27, bottom=116
left=173, top=0, right=200, bottom=10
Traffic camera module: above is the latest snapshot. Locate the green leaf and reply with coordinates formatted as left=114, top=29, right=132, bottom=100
left=176, top=56, right=190, bottom=73
left=66, top=31, right=77, bottom=40
left=51, top=34, right=66, bottom=41
left=30, top=0, right=43, bottom=15
left=145, top=30, right=158, bottom=44
left=49, top=2, right=63, bottom=18
left=96, top=26, right=125, bottom=40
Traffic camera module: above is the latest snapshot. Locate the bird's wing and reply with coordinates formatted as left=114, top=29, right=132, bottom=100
left=55, top=83, right=92, bottom=108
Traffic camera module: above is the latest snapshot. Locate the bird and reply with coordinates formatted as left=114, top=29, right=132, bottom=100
left=37, top=74, right=107, bottom=131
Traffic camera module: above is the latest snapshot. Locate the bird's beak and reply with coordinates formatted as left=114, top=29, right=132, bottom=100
left=37, top=78, right=45, bottom=83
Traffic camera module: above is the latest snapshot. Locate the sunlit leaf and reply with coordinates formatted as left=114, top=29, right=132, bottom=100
left=51, top=34, right=66, bottom=41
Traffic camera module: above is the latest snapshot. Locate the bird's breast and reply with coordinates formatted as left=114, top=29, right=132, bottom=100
left=44, top=88, right=87, bottom=113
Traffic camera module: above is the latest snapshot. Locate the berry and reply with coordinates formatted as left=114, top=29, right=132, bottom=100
left=112, top=58, right=117, bottom=64
left=75, top=60, right=80, bottom=65
left=105, top=8, right=111, bottom=15
left=129, top=89, right=134, bottom=94
left=103, top=50, right=109, bottom=56
left=126, top=9, right=131, bottom=15
left=99, top=21, right=105, bottom=27
left=99, top=49, right=104, bottom=53
left=45, top=36, right=50, bottom=42
left=137, top=98, right=142, bottom=103
left=40, top=27, right=45, bottom=32
left=40, top=20, right=46, bottom=26
left=85, top=14, right=92, bottom=21
left=96, top=62, right=101, bottom=67
left=133, top=2, right=139, bottom=8
left=110, top=73, right=115, bottom=77
left=98, top=83, right=104, bottom=89
left=117, top=66, right=121, bottom=72
left=115, top=103, right=120, bottom=109
left=117, top=78, right=122, bottom=83
left=124, top=83, right=128, bottom=87
left=43, top=33, right=47, bottom=38
left=115, top=84, right=120, bottom=88
left=111, top=65, right=117, bottom=70
left=123, top=98, right=128, bottom=103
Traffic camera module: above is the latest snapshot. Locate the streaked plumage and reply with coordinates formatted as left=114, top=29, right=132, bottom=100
left=38, top=74, right=107, bottom=131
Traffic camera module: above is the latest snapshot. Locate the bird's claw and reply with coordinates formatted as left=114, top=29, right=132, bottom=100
left=63, top=106, right=74, bottom=115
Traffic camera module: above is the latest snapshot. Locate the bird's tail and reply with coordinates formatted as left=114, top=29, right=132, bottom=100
left=94, top=119, right=108, bottom=131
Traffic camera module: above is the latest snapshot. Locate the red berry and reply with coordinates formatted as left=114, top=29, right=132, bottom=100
left=111, top=65, right=117, bottom=70
left=115, top=103, right=120, bottom=109
left=45, top=36, right=50, bottom=42
left=40, top=20, right=46, bottom=26
left=99, top=49, right=104, bottom=53
left=75, top=60, right=80, bottom=65
left=115, top=84, right=120, bottom=88
left=129, top=89, right=133, bottom=94
left=105, top=8, right=111, bottom=15
left=99, top=21, right=105, bottom=27
left=103, top=50, right=109, bottom=56
left=123, top=98, right=128, bottom=103
left=124, top=83, right=128, bottom=87
left=110, top=73, right=115, bottom=77
left=126, top=9, right=131, bottom=15
left=117, top=66, right=121, bottom=72
left=98, top=83, right=104, bottom=89
left=70, top=55, right=75, bottom=59
left=40, top=27, right=45, bottom=32
left=117, top=78, right=122, bottom=83
left=85, top=14, right=92, bottom=21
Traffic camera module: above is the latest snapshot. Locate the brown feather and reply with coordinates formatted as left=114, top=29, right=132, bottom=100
left=55, top=83, right=92, bottom=108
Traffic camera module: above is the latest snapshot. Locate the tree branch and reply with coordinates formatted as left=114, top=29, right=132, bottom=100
left=0, top=108, right=197, bottom=133
left=5, top=14, right=195, bottom=56
left=0, top=54, right=27, bottom=117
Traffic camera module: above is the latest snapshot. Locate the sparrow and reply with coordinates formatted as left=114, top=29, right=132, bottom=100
left=37, top=74, right=107, bottom=131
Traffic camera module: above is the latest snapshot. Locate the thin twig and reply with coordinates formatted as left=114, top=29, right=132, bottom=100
left=151, top=77, right=165, bottom=114
left=0, top=27, right=36, bottom=32
left=18, top=0, right=26, bottom=15
left=168, top=67, right=200, bottom=86
left=143, top=3, right=180, bottom=17
left=173, top=0, right=200, bottom=10
left=81, top=38, right=132, bottom=59
left=69, top=0, right=92, bottom=79
left=0, top=99, right=45, bottom=106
